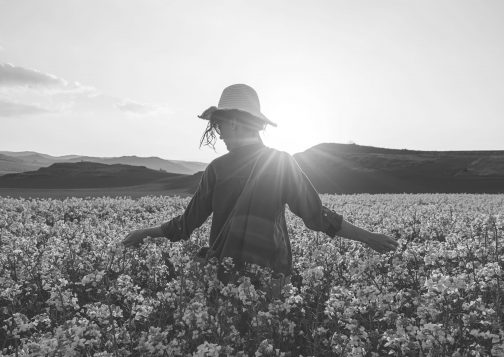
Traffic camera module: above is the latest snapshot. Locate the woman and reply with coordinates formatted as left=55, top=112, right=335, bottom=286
left=122, top=84, right=398, bottom=293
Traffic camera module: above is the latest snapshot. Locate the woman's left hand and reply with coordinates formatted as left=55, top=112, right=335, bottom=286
left=122, top=229, right=151, bottom=248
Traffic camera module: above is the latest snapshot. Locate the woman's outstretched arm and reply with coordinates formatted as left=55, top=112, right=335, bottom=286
left=335, top=219, right=399, bottom=253
left=122, top=164, right=216, bottom=248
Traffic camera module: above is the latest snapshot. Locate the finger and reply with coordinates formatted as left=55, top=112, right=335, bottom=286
left=124, top=241, right=137, bottom=248
left=122, top=237, right=135, bottom=247
left=374, top=245, right=386, bottom=254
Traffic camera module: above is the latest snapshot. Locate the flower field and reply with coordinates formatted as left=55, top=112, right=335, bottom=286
left=1, top=194, right=503, bottom=356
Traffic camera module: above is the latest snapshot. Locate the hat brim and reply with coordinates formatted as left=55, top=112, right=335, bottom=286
left=198, top=106, right=277, bottom=127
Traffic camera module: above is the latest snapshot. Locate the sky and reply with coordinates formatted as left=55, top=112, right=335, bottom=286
left=0, top=0, right=503, bottom=163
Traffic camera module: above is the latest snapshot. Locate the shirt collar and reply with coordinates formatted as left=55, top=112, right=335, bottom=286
left=229, top=140, right=265, bottom=155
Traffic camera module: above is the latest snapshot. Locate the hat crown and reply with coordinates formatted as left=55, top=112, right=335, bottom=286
left=199, top=83, right=277, bottom=127
left=218, top=84, right=261, bottom=114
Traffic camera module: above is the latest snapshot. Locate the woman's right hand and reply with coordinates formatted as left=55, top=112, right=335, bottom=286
left=365, top=233, right=399, bottom=254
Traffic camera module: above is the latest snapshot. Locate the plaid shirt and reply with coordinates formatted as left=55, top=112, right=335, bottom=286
left=161, top=142, right=342, bottom=275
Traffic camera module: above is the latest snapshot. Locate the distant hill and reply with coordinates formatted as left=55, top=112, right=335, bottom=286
left=0, top=153, right=42, bottom=174
left=2, top=144, right=504, bottom=197
left=294, top=143, right=504, bottom=194
left=0, top=161, right=201, bottom=191
left=64, top=156, right=206, bottom=175
left=0, top=151, right=207, bottom=175
left=0, top=151, right=66, bottom=160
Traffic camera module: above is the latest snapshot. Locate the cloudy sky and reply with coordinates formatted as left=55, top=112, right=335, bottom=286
left=1, top=0, right=503, bottom=163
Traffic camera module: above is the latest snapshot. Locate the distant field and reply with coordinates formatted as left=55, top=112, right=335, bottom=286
left=0, top=187, right=192, bottom=199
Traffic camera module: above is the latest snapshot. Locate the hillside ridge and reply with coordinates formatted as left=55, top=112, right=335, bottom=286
left=294, top=143, right=504, bottom=194
left=0, top=161, right=198, bottom=189
left=1, top=143, right=504, bottom=195
left=0, top=150, right=207, bottom=175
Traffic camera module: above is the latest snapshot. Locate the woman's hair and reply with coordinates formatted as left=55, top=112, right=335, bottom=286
left=199, top=109, right=267, bottom=150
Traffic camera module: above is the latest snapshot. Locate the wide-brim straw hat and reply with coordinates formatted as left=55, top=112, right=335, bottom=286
left=198, top=84, right=277, bottom=127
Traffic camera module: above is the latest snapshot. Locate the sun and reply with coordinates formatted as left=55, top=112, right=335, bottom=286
left=260, top=84, right=330, bottom=154
left=261, top=125, right=318, bottom=155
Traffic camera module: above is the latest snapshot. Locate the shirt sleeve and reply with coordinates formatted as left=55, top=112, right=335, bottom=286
left=160, top=164, right=215, bottom=242
left=283, top=154, right=343, bottom=237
